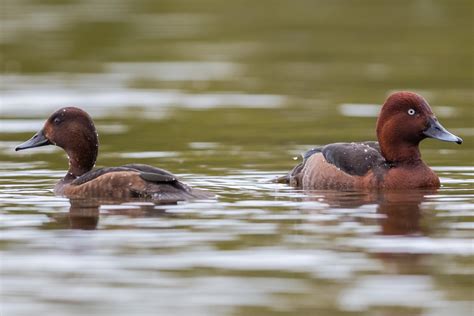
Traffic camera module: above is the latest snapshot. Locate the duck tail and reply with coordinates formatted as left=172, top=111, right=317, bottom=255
left=273, top=160, right=306, bottom=186
left=273, top=174, right=291, bottom=184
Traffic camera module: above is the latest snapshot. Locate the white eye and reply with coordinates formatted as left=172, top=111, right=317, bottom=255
left=408, top=108, right=416, bottom=116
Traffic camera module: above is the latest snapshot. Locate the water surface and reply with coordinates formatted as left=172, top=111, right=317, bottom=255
left=1, top=1, right=473, bottom=315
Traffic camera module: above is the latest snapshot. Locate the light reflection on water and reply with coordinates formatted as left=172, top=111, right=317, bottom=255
left=0, top=83, right=286, bottom=116
left=2, top=0, right=474, bottom=315
left=1, top=161, right=473, bottom=315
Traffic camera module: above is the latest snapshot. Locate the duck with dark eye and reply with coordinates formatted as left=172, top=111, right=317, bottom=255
left=15, top=107, right=213, bottom=202
left=278, top=91, right=463, bottom=190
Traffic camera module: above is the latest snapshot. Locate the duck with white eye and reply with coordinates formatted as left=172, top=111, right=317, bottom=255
left=277, top=91, right=463, bottom=190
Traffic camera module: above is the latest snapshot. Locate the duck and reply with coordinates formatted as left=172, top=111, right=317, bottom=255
left=278, top=91, right=463, bottom=190
left=15, top=107, right=213, bottom=201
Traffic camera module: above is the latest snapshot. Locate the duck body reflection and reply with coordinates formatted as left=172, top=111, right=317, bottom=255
left=298, top=188, right=436, bottom=236
left=51, top=187, right=435, bottom=236
left=49, top=198, right=173, bottom=230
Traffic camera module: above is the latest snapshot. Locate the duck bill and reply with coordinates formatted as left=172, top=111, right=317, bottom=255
left=423, top=117, right=463, bottom=144
left=15, top=130, right=51, bottom=151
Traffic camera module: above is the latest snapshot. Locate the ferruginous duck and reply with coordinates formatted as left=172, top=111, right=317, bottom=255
left=15, top=107, right=213, bottom=201
left=278, top=91, right=463, bottom=190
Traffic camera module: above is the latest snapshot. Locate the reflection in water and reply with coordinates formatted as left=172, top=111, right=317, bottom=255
left=50, top=198, right=172, bottom=230
left=2, top=171, right=471, bottom=316
left=2, top=0, right=472, bottom=313
left=303, top=189, right=435, bottom=236
left=377, top=190, right=433, bottom=236
left=302, top=189, right=441, bottom=315
left=53, top=189, right=435, bottom=236
left=68, top=200, right=99, bottom=230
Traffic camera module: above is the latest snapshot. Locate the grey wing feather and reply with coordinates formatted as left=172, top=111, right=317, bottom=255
left=71, top=167, right=132, bottom=185
left=303, top=146, right=323, bottom=160
left=70, top=163, right=213, bottom=201
left=321, top=142, right=385, bottom=176
left=122, top=164, right=177, bottom=178
left=72, top=164, right=179, bottom=186
left=139, top=172, right=176, bottom=183
left=276, top=141, right=384, bottom=184
left=124, top=164, right=210, bottom=198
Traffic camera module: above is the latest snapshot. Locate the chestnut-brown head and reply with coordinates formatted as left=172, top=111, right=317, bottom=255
left=376, top=91, right=462, bottom=163
left=16, top=107, right=99, bottom=177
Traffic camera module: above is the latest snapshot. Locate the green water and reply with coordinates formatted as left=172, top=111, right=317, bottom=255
left=1, top=1, right=473, bottom=315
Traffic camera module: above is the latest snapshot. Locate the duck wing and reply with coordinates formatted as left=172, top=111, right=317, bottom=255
left=276, top=141, right=384, bottom=184
left=71, top=164, right=212, bottom=200
left=123, top=164, right=213, bottom=200
left=71, top=167, right=135, bottom=185
left=121, top=164, right=177, bottom=180
left=321, top=141, right=384, bottom=176
left=72, top=164, right=177, bottom=185
left=122, top=164, right=201, bottom=194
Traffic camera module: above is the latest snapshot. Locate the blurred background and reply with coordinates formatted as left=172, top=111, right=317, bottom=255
left=1, top=0, right=473, bottom=315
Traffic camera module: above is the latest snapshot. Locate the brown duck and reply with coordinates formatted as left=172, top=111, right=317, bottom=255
left=16, top=107, right=213, bottom=201
left=278, top=92, right=463, bottom=190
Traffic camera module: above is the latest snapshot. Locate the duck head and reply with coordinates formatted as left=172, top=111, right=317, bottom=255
left=15, top=107, right=99, bottom=178
left=376, top=91, right=462, bottom=163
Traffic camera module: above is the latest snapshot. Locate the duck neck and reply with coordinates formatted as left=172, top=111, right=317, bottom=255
left=379, top=139, right=422, bottom=166
left=65, top=139, right=98, bottom=179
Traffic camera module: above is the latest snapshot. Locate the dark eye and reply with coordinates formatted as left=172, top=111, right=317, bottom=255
left=53, top=117, right=61, bottom=125
left=408, top=108, right=416, bottom=116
